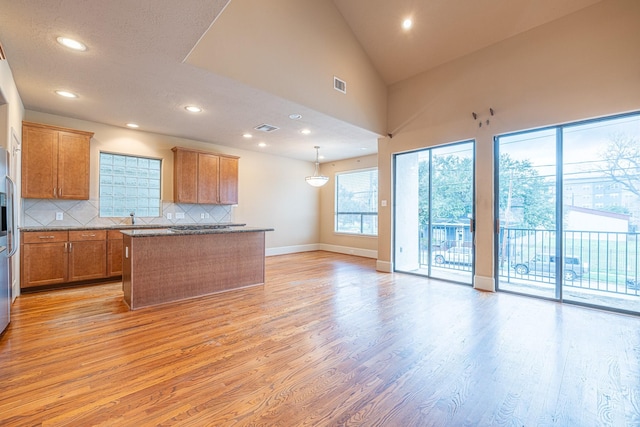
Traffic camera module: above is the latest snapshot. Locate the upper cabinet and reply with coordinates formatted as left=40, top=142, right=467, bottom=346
left=172, top=147, right=239, bottom=205
left=22, top=121, right=94, bottom=200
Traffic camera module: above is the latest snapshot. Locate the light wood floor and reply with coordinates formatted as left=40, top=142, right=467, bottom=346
left=1, top=251, right=639, bottom=426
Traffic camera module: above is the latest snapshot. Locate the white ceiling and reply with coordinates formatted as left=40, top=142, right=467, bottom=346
left=0, top=0, right=603, bottom=163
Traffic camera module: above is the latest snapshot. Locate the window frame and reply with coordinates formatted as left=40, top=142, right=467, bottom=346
left=334, top=167, right=378, bottom=236
left=98, top=151, right=163, bottom=218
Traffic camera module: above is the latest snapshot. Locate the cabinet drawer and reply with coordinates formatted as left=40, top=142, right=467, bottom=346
left=107, top=230, right=124, bottom=240
left=22, top=231, right=68, bottom=244
left=69, top=230, right=106, bottom=241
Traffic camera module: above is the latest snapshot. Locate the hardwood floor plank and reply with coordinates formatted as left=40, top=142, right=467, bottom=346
left=1, top=251, right=639, bottom=426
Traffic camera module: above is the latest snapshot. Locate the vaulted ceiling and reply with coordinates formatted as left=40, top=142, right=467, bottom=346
left=0, top=0, right=603, bottom=162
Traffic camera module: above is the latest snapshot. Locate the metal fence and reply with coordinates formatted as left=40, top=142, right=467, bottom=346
left=419, top=225, right=640, bottom=297
left=499, top=228, right=640, bottom=296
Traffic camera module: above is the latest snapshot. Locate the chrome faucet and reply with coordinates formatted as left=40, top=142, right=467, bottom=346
left=130, top=212, right=135, bottom=225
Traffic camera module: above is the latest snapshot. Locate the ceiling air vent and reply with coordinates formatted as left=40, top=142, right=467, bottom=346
left=333, top=76, right=346, bottom=94
left=254, top=123, right=279, bottom=133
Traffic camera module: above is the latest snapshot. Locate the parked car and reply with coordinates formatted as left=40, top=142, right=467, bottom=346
left=433, top=247, right=473, bottom=265
left=513, top=254, right=588, bottom=281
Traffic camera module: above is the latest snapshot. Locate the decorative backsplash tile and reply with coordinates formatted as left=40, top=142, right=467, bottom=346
left=22, top=199, right=233, bottom=227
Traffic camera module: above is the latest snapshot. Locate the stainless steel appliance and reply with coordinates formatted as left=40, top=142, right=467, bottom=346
left=0, top=147, right=15, bottom=335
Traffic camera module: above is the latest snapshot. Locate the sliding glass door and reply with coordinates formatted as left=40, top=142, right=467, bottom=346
left=496, top=129, right=558, bottom=299
left=395, top=141, right=475, bottom=285
left=496, top=112, right=640, bottom=314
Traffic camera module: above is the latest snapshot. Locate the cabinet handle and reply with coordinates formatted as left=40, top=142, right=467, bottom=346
left=53, top=187, right=57, bottom=198
left=81, top=234, right=96, bottom=237
left=64, top=242, right=67, bottom=252
left=69, top=242, right=72, bottom=252
left=59, top=187, right=62, bottom=197
left=38, top=235, right=55, bottom=239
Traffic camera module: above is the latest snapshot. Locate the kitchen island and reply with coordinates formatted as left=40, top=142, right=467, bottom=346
left=121, top=225, right=273, bottom=310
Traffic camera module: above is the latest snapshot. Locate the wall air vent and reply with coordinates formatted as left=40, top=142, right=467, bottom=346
left=254, top=123, right=279, bottom=133
left=333, top=76, right=346, bottom=94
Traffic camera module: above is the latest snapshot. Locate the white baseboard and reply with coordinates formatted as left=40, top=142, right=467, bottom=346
left=376, top=260, right=393, bottom=273
left=318, top=244, right=377, bottom=259
left=265, top=244, right=320, bottom=257
left=265, top=244, right=379, bottom=260
left=474, top=274, right=495, bottom=292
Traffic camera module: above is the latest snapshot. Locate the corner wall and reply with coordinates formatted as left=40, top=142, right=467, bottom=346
left=378, top=0, right=640, bottom=287
left=318, top=154, right=378, bottom=258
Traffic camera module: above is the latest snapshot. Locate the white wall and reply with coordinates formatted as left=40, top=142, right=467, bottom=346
left=318, top=154, right=378, bottom=258
left=378, top=0, right=640, bottom=290
left=24, top=110, right=321, bottom=253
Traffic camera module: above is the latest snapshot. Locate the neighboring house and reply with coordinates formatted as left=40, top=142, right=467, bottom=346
left=564, top=205, right=630, bottom=234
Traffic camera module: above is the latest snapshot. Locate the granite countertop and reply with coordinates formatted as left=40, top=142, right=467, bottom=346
left=120, top=225, right=274, bottom=237
left=20, top=223, right=247, bottom=232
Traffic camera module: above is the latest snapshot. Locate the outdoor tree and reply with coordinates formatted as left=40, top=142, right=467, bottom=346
left=418, top=155, right=473, bottom=224
left=418, top=153, right=553, bottom=229
left=599, top=132, right=640, bottom=199
left=498, top=154, right=554, bottom=229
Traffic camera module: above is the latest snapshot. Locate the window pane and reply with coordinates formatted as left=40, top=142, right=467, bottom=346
left=335, top=169, right=378, bottom=235
left=99, top=152, right=162, bottom=218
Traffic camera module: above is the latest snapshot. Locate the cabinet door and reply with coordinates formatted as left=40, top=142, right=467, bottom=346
left=22, top=242, right=68, bottom=288
left=173, top=149, right=198, bottom=203
left=107, top=231, right=124, bottom=277
left=68, top=240, right=107, bottom=281
left=58, top=131, right=90, bottom=199
left=219, top=156, right=239, bottom=205
left=22, top=125, right=58, bottom=199
left=197, top=153, right=219, bottom=204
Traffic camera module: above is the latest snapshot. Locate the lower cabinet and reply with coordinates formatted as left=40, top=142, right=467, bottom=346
left=68, top=230, right=107, bottom=282
left=21, top=231, right=68, bottom=288
left=21, top=229, right=119, bottom=290
left=107, top=230, right=124, bottom=277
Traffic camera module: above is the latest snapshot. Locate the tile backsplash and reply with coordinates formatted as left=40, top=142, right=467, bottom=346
left=22, top=199, right=233, bottom=228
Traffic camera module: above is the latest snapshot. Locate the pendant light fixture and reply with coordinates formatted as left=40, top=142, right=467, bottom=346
left=306, top=146, right=329, bottom=187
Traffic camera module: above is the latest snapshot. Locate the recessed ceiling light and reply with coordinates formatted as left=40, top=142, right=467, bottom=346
left=301, top=129, right=311, bottom=135
left=243, top=133, right=253, bottom=138
left=258, top=142, right=267, bottom=148
left=185, top=105, right=202, bottom=113
left=289, top=114, right=302, bottom=120
left=402, top=18, right=413, bottom=30
left=56, top=37, right=87, bottom=51
left=55, top=90, right=78, bottom=98
left=126, top=123, right=140, bottom=128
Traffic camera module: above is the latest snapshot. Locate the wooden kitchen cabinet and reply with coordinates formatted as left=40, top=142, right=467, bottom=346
left=107, top=230, right=124, bottom=277
left=21, top=229, right=111, bottom=290
left=219, top=155, right=239, bottom=205
left=172, top=147, right=239, bottom=205
left=68, top=230, right=107, bottom=282
left=22, top=121, right=94, bottom=200
left=21, top=231, right=69, bottom=288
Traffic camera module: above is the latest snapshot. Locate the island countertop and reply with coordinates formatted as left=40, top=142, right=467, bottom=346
left=120, top=225, right=274, bottom=237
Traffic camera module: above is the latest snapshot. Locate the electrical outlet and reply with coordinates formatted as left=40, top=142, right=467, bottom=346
left=55, top=212, right=63, bottom=221
left=166, top=213, right=172, bottom=220
left=200, top=213, right=205, bottom=219
left=204, top=213, right=210, bottom=219
left=176, top=212, right=185, bottom=219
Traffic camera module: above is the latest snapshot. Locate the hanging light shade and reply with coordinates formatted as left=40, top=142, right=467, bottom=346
left=306, top=146, right=329, bottom=187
